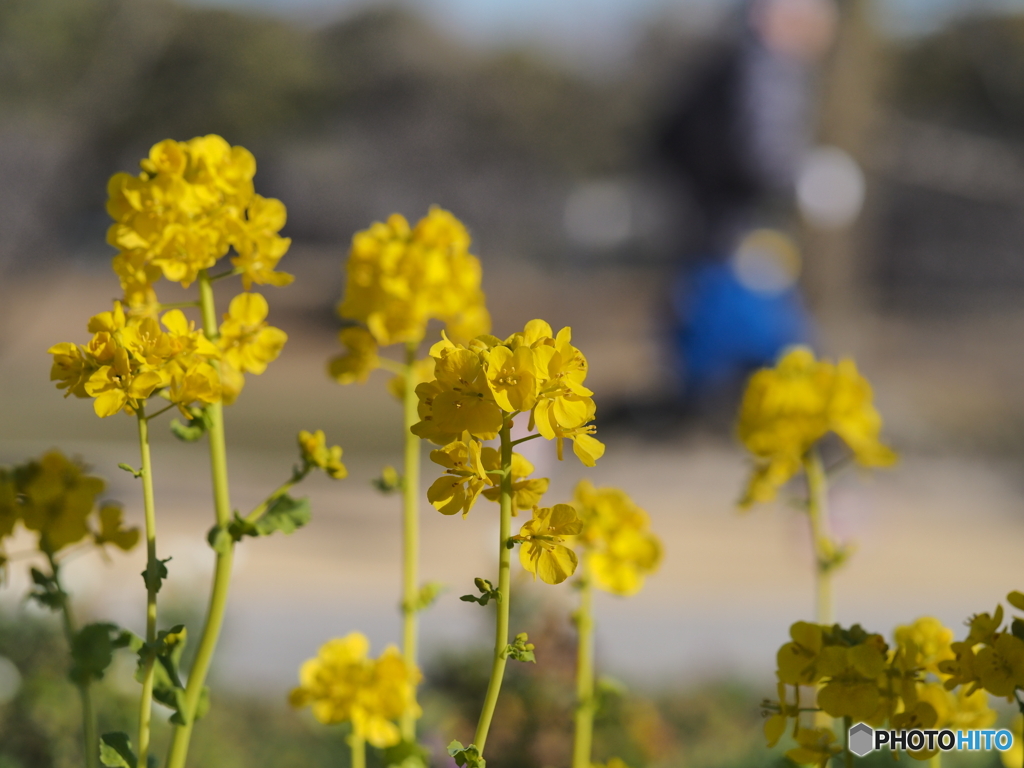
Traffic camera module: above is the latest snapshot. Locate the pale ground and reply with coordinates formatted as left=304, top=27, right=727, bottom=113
left=1, top=250, right=1023, bottom=701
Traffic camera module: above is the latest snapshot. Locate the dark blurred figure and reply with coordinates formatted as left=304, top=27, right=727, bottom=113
left=659, top=0, right=838, bottom=421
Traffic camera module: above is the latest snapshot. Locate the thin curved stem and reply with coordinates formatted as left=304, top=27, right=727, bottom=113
left=473, top=416, right=513, bottom=755
left=166, top=269, right=235, bottom=768
left=803, top=448, right=833, bottom=626
left=572, top=559, right=595, bottom=768
left=400, top=341, right=421, bottom=741
left=136, top=406, right=159, bottom=768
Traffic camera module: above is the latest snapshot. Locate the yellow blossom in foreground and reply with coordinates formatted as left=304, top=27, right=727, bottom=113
left=412, top=319, right=605, bottom=466
left=49, top=301, right=222, bottom=418
left=289, top=632, right=420, bottom=748
left=217, top=292, right=287, bottom=404
left=298, top=430, right=348, bottom=479
left=107, top=136, right=291, bottom=306
left=513, top=504, right=582, bottom=585
left=786, top=727, right=842, bottom=767
left=571, top=480, right=661, bottom=596
left=737, top=346, right=896, bottom=507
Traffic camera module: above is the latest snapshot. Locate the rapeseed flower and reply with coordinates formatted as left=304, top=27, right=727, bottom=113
left=7, top=451, right=138, bottom=556
left=289, top=632, right=421, bottom=748
left=217, top=292, right=287, bottom=403
left=49, top=302, right=222, bottom=418
left=513, top=504, right=582, bottom=585
left=298, top=430, right=348, bottom=479
left=737, top=347, right=895, bottom=507
left=571, top=481, right=661, bottom=596
left=107, top=136, right=291, bottom=307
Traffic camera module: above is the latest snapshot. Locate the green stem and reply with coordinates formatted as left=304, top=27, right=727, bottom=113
left=50, top=558, right=99, bottom=768
left=572, top=559, right=595, bottom=768
left=400, top=341, right=421, bottom=741
left=243, top=468, right=308, bottom=525
left=803, top=449, right=834, bottom=626
left=136, top=407, right=159, bottom=768
left=928, top=752, right=942, bottom=768
left=166, top=269, right=235, bottom=768
left=350, top=730, right=366, bottom=768
left=473, top=416, right=514, bottom=755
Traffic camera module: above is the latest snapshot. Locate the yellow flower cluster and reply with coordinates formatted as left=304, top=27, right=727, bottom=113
left=940, top=593, right=1024, bottom=701
left=0, top=451, right=138, bottom=561
left=737, top=347, right=896, bottom=507
left=571, top=481, right=661, bottom=596
left=289, top=632, right=421, bottom=749
left=335, top=208, right=489, bottom=347
left=107, top=135, right=292, bottom=311
left=49, top=296, right=286, bottom=417
left=298, top=429, right=348, bottom=479
left=766, top=618, right=994, bottom=764
left=413, top=319, right=605, bottom=464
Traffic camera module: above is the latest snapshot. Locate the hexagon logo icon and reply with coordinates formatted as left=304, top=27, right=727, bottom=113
left=849, top=723, right=874, bottom=757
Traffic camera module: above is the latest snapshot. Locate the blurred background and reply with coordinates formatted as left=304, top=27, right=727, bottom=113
left=2, top=0, right=1024, bottom=765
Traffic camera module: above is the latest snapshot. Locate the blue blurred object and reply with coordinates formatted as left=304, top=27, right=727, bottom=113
left=672, top=258, right=813, bottom=396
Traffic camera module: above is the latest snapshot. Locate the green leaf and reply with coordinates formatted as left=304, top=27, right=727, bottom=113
left=134, top=624, right=208, bottom=725
left=255, top=494, right=311, bottom=536
left=170, top=406, right=211, bottom=442
left=383, top=739, right=429, bottom=768
left=1009, top=591, right=1024, bottom=612
left=447, top=741, right=485, bottom=768
left=27, top=567, right=65, bottom=611
left=117, top=463, right=143, bottom=479
left=207, top=524, right=234, bottom=554
left=99, top=732, right=136, bottom=768
left=70, top=623, right=120, bottom=685
left=141, top=557, right=171, bottom=594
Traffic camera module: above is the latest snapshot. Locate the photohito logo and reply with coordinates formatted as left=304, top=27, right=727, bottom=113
left=848, top=723, right=1014, bottom=757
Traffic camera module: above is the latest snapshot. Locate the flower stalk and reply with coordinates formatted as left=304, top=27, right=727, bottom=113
left=166, top=270, right=236, bottom=768
left=472, top=415, right=514, bottom=754
left=572, top=558, right=595, bottom=768
left=400, top=341, right=421, bottom=741
left=803, top=448, right=833, bottom=626
left=350, top=731, right=366, bottom=768
left=49, top=557, right=99, bottom=768
left=135, top=405, right=159, bottom=768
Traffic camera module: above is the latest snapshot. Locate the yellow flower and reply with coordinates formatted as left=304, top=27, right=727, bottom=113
left=737, top=347, right=895, bottom=508
left=337, top=208, right=490, bottom=348
left=51, top=301, right=222, bottom=418
left=571, top=481, right=661, bottom=596
left=893, top=617, right=955, bottom=677
left=412, top=319, right=604, bottom=467
left=816, top=643, right=886, bottom=721
left=93, top=505, right=141, bottom=551
left=426, top=440, right=487, bottom=517
left=328, top=327, right=380, bottom=384
left=975, top=633, right=1024, bottom=697
left=776, top=621, right=824, bottom=685
left=217, top=292, right=287, bottom=403
left=514, top=504, right=582, bottom=585
left=289, top=632, right=420, bottom=748
left=298, top=430, right=348, bottom=479
left=480, top=448, right=549, bottom=512
left=107, top=136, right=290, bottom=302
left=785, top=727, right=841, bottom=768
